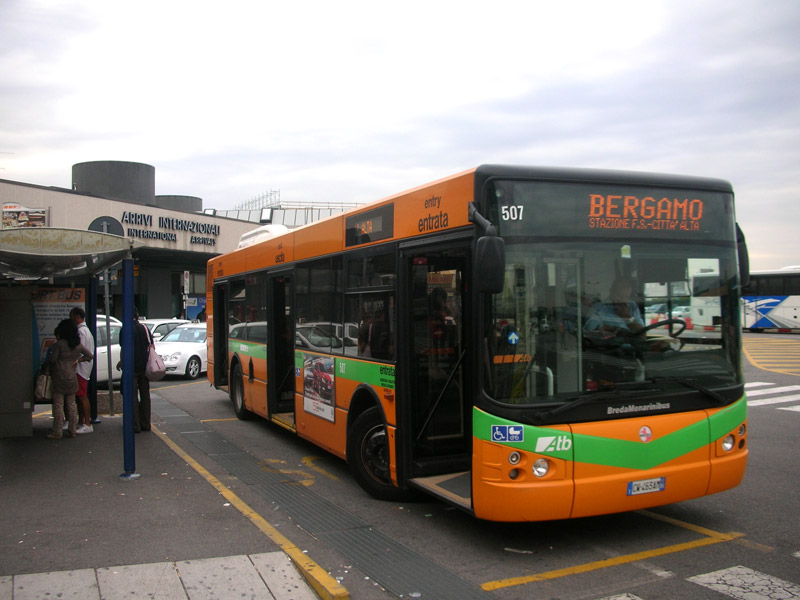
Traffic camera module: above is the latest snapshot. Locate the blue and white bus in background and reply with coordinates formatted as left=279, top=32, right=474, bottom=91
left=742, top=266, right=800, bottom=332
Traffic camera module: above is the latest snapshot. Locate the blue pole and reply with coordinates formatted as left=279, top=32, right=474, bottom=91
left=121, top=258, right=136, bottom=475
left=87, top=277, right=98, bottom=421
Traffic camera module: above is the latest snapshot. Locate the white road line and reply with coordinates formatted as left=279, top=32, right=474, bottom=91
left=778, top=405, right=800, bottom=412
left=744, top=382, right=774, bottom=389
left=688, top=565, right=800, bottom=599
left=748, top=393, right=800, bottom=407
left=745, top=385, right=800, bottom=397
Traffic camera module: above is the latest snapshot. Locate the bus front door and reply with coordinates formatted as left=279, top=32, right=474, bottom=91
left=405, top=248, right=472, bottom=507
left=212, top=282, right=229, bottom=388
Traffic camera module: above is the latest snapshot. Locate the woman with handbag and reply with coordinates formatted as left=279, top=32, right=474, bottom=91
left=47, top=319, right=94, bottom=439
left=115, top=307, right=153, bottom=433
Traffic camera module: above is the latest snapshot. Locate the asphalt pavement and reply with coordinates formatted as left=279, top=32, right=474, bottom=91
left=0, top=391, right=347, bottom=600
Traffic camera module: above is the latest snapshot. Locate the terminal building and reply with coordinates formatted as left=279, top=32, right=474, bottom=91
left=0, top=160, right=356, bottom=318
left=0, top=160, right=356, bottom=437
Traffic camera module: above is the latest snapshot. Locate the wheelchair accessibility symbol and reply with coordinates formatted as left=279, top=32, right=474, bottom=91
left=491, top=425, right=524, bottom=443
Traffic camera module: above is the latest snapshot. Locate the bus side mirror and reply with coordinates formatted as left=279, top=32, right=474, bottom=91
left=736, top=223, right=750, bottom=287
left=476, top=235, right=505, bottom=294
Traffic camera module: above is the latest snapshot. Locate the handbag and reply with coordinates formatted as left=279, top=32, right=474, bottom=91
left=35, top=372, right=53, bottom=400
left=145, top=344, right=166, bottom=381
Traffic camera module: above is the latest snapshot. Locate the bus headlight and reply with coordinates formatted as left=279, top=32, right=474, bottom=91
left=738, top=424, right=746, bottom=436
left=532, top=458, right=549, bottom=477
left=722, top=434, right=736, bottom=452
left=508, top=451, right=521, bottom=465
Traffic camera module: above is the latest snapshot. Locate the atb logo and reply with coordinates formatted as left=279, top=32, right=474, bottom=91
left=491, top=425, right=524, bottom=443
left=535, top=435, right=572, bottom=453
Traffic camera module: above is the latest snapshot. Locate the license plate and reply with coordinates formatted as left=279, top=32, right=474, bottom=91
left=627, top=477, right=666, bottom=496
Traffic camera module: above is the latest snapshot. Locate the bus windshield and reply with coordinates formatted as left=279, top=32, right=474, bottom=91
left=483, top=179, right=742, bottom=407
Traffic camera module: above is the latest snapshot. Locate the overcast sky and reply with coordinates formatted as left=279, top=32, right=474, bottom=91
left=1, top=0, right=798, bottom=270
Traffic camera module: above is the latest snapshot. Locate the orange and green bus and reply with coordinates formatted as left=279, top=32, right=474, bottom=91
left=206, top=165, right=749, bottom=522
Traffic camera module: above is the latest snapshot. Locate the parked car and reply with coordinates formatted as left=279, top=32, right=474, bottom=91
left=95, top=321, right=122, bottom=384
left=302, top=321, right=359, bottom=354
left=95, top=313, right=122, bottom=326
left=296, top=325, right=345, bottom=353
left=156, top=323, right=208, bottom=379
left=142, top=318, right=191, bottom=341
left=644, top=304, right=668, bottom=318
left=671, top=306, right=692, bottom=318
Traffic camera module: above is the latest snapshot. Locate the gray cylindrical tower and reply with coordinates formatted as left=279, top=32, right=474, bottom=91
left=72, top=161, right=156, bottom=206
left=155, top=195, right=203, bottom=213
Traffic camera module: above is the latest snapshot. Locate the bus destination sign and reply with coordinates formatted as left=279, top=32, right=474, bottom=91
left=588, top=194, right=704, bottom=233
left=495, top=182, right=733, bottom=241
left=345, top=204, right=394, bottom=247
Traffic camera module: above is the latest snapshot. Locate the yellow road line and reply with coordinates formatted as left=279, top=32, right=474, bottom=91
left=734, top=538, right=775, bottom=553
left=199, top=417, right=239, bottom=423
left=152, top=424, right=349, bottom=600
left=743, top=338, right=800, bottom=376
left=481, top=531, right=744, bottom=590
left=301, top=456, right=340, bottom=481
left=637, top=509, right=727, bottom=537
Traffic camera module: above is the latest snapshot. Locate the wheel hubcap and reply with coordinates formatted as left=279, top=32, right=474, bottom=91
left=362, top=425, right=390, bottom=483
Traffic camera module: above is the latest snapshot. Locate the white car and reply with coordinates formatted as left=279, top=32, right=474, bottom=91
left=142, top=318, right=190, bottom=341
left=156, top=323, right=208, bottom=379
left=95, top=313, right=121, bottom=326
left=94, top=322, right=122, bottom=384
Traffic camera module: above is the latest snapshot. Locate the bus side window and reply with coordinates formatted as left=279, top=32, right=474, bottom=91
left=348, top=293, right=394, bottom=360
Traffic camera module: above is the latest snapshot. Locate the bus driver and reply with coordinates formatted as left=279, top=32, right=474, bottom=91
left=584, top=277, right=645, bottom=336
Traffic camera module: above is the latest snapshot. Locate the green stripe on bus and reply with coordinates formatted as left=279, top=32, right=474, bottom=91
left=709, top=396, right=747, bottom=440
left=473, top=396, right=746, bottom=470
left=228, top=339, right=267, bottom=360
left=335, top=359, right=395, bottom=390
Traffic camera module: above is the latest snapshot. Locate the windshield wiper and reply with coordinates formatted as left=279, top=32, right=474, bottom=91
left=650, top=377, right=727, bottom=405
left=531, top=382, right=657, bottom=425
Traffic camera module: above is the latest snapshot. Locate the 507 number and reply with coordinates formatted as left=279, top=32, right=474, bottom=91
left=501, top=205, right=524, bottom=221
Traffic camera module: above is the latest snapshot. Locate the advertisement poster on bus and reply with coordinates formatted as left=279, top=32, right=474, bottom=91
left=32, top=288, right=86, bottom=369
left=302, top=354, right=335, bottom=422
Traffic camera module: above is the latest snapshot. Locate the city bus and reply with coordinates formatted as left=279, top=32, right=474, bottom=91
left=741, top=266, right=800, bottom=332
left=206, top=165, right=749, bottom=522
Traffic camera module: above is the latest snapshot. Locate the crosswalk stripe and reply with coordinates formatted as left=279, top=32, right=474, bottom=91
left=748, top=393, right=800, bottom=407
left=744, top=382, right=774, bottom=389
left=743, top=382, right=800, bottom=411
left=745, top=385, right=800, bottom=397
left=688, top=565, right=800, bottom=599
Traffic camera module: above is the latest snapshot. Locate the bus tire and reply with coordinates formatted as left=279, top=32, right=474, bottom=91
left=347, top=407, right=408, bottom=501
left=231, top=362, right=253, bottom=420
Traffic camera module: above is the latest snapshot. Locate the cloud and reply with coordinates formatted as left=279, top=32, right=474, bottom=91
left=1, top=0, right=799, bottom=269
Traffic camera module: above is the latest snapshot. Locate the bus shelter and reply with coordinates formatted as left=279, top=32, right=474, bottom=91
left=0, top=228, right=141, bottom=442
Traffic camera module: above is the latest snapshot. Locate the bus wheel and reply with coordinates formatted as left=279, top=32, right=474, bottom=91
left=231, top=363, right=253, bottom=420
left=347, top=407, right=407, bottom=501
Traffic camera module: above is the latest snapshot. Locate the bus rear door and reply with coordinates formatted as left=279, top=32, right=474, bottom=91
left=267, top=272, right=295, bottom=428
